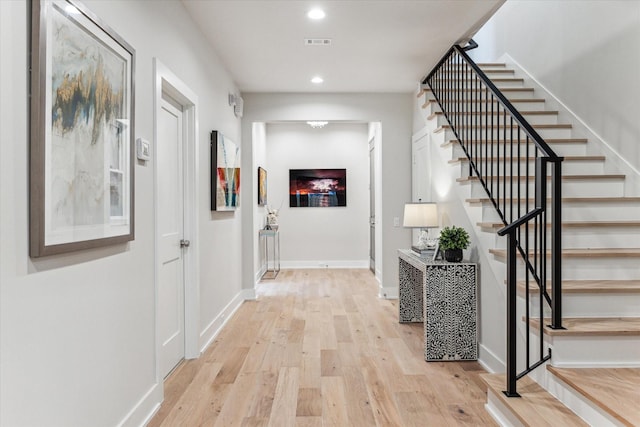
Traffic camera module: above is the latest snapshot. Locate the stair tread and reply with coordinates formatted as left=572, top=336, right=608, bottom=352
left=481, top=373, right=587, bottom=426
left=512, top=279, right=640, bottom=294
left=529, top=317, right=640, bottom=336
left=451, top=62, right=507, bottom=67
left=479, top=220, right=640, bottom=229
left=422, top=97, right=541, bottom=108
left=467, top=196, right=640, bottom=204
left=437, top=77, right=524, bottom=83
left=451, top=69, right=515, bottom=74
left=547, top=366, right=640, bottom=427
left=458, top=174, right=625, bottom=182
left=433, top=109, right=556, bottom=115
left=443, top=138, right=588, bottom=147
left=432, top=87, right=535, bottom=92
left=490, top=248, right=640, bottom=258
left=438, top=124, right=572, bottom=131
left=450, top=155, right=605, bottom=164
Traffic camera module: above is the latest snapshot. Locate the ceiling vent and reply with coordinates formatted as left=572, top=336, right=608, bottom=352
left=304, top=38, right=332, bottom=46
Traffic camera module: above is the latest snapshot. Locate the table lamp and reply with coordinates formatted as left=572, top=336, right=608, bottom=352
left=403, top=202, right=438, bottom=252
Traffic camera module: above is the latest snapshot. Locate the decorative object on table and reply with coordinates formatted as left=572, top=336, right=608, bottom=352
left=265, top=205, right=279, bottom=230
left=211, top=130, right=240, bottom=211
left=438, top=225, right=471, bottom=262
left=403, top=202, right=438, bottom=259
left=257, top=167, right=267, bottom=206
left=289, top=169, right=346, bottom=207
left=29, top=0, right=135, bottom=257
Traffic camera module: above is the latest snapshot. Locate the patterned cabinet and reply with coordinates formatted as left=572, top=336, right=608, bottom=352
left=397, top=250, right=477, bottom=361
left=424, top=262, right=477, bottom=361
left=398, top=250, right=425, bottom=322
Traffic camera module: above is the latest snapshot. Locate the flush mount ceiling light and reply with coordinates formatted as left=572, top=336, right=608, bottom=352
left=311, top=76, right=324, bottom=84
left=307, top=8, right=326, bottom=20
left=307, top=121, right=328, bottom=129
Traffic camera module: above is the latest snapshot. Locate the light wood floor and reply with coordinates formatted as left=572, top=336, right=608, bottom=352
left=148, top=269, right=496, bottom=426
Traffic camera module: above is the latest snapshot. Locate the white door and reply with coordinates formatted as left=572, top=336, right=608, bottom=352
left=158, top=98, right=186, bottom=378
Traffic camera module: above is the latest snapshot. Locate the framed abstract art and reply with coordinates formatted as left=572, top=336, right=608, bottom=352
left=211, top=130, right=240, bottom=211
left=30, top=0, right=135, bottom=257
left=258, top=167, right=267, bottom=206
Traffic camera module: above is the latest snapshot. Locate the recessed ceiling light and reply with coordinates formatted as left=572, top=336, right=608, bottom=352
left=307, top=8, right=326, bottom=20
left=311, top=76, right=324, bottom=84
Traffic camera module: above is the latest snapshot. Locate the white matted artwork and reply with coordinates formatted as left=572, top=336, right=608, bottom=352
left=210, top=130, right=240, bottom=211
left=30, top=0, right=135, bottom=257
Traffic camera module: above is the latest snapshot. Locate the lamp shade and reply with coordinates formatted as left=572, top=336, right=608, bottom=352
left=403, top=202, right=438, bottom=228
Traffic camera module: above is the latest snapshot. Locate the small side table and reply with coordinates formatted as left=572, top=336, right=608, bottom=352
left=259, top=229, right=280, bottom=279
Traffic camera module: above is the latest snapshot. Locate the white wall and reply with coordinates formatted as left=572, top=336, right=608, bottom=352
left=265, top=123, right=369, bottom=268
left=241, top=93, right=413, bottom=296
left=0, top=1, right=242, bottom=426
left=252, top=122, right=268, bottom=283
left=470, top=0, right=640, bottom=173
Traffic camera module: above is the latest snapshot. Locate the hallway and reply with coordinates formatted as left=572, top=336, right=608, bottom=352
left=149, top=269, right=495, bottom=426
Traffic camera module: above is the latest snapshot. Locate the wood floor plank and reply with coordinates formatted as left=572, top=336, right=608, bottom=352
left=149, top=269, right=495, bottom=426
left=321, top=376, right=350, bottom=426
left=267, top=367, right=300, bottom=427
left=296, top=387, right=322, bottom=417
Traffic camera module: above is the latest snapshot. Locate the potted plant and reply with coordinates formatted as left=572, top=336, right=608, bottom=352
left=438, top=226, right=470, bottom=262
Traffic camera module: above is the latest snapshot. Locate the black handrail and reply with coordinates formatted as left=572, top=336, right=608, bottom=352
left=422, top=40, right=564, bottom=397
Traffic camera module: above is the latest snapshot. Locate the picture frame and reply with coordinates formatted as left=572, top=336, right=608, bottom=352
left=289, top=168, right=347, bottom=208
left=211, top=130, right=240, bottom=211
left=30, top=0, right=136, bottom=257
left=258, top=167, right=267, bottom=206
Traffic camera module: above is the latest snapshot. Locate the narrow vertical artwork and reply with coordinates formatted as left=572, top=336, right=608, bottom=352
left=211, top=131, right=240, bottom=211
left=258, top=167, right=267, bottom=206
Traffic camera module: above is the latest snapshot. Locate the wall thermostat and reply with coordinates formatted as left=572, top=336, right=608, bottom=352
left=136, top=137, right=150, bottom=161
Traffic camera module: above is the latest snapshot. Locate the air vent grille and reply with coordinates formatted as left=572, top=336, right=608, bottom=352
left=304, top=38, right=332, bottom=46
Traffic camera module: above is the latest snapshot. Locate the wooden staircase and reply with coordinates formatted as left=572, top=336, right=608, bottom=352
left=419, top=62, right=640, bottom=425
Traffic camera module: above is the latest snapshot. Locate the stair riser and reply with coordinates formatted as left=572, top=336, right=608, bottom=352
left=424, top=96, right=546, bottom=112
left=432, top=112, right=559, bottom=127
left=475, top=203, right=640, bottom=222
left=427, top=79, right=526, bottom=89
left=546, top=335, right=640, bottom=367
left=430, top=90, right=537, bottom=101
left=500, top=258, right=640, bottom=281
left=441, top=127, right=572, bottom=140
left=486, top=227, right=640, bottom=249
left=455, top=160, right=605, bottom=176
left=484, top=392, right=527, bottom=427
left=466, top=180, right=625, bottom=198
left=448, top=140, right=587, bottom=157
left=527, top=293, right=640, bottom=317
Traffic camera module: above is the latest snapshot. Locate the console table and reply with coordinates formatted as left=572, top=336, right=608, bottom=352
left=398, top=249, right=478, bottom=361
left=259, top=229, right=280, bottom=280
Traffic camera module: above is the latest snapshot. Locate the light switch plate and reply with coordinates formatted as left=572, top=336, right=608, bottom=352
left=136, top=137, right=150, bottom=161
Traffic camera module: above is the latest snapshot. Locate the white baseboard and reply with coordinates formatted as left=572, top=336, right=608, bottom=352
left=255, top=265, right=266, bottom=285
left=280, top=260, right=369, bottom=269
left=116, top=382, right=162, bottom=427
left=199, top=290, right=248, bottom=353
left=479, top=343, right=505, bottom=374
left=378, top=285, right=398, bottom=299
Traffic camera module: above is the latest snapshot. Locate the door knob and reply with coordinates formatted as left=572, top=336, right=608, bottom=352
left=180, top=239, right=190, bottom=248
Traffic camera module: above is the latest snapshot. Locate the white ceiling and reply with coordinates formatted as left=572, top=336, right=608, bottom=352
left=181, top=0, right=504, bottom=93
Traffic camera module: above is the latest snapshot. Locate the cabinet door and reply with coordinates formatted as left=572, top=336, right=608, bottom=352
left=424, top=265, right=448, bottom=360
